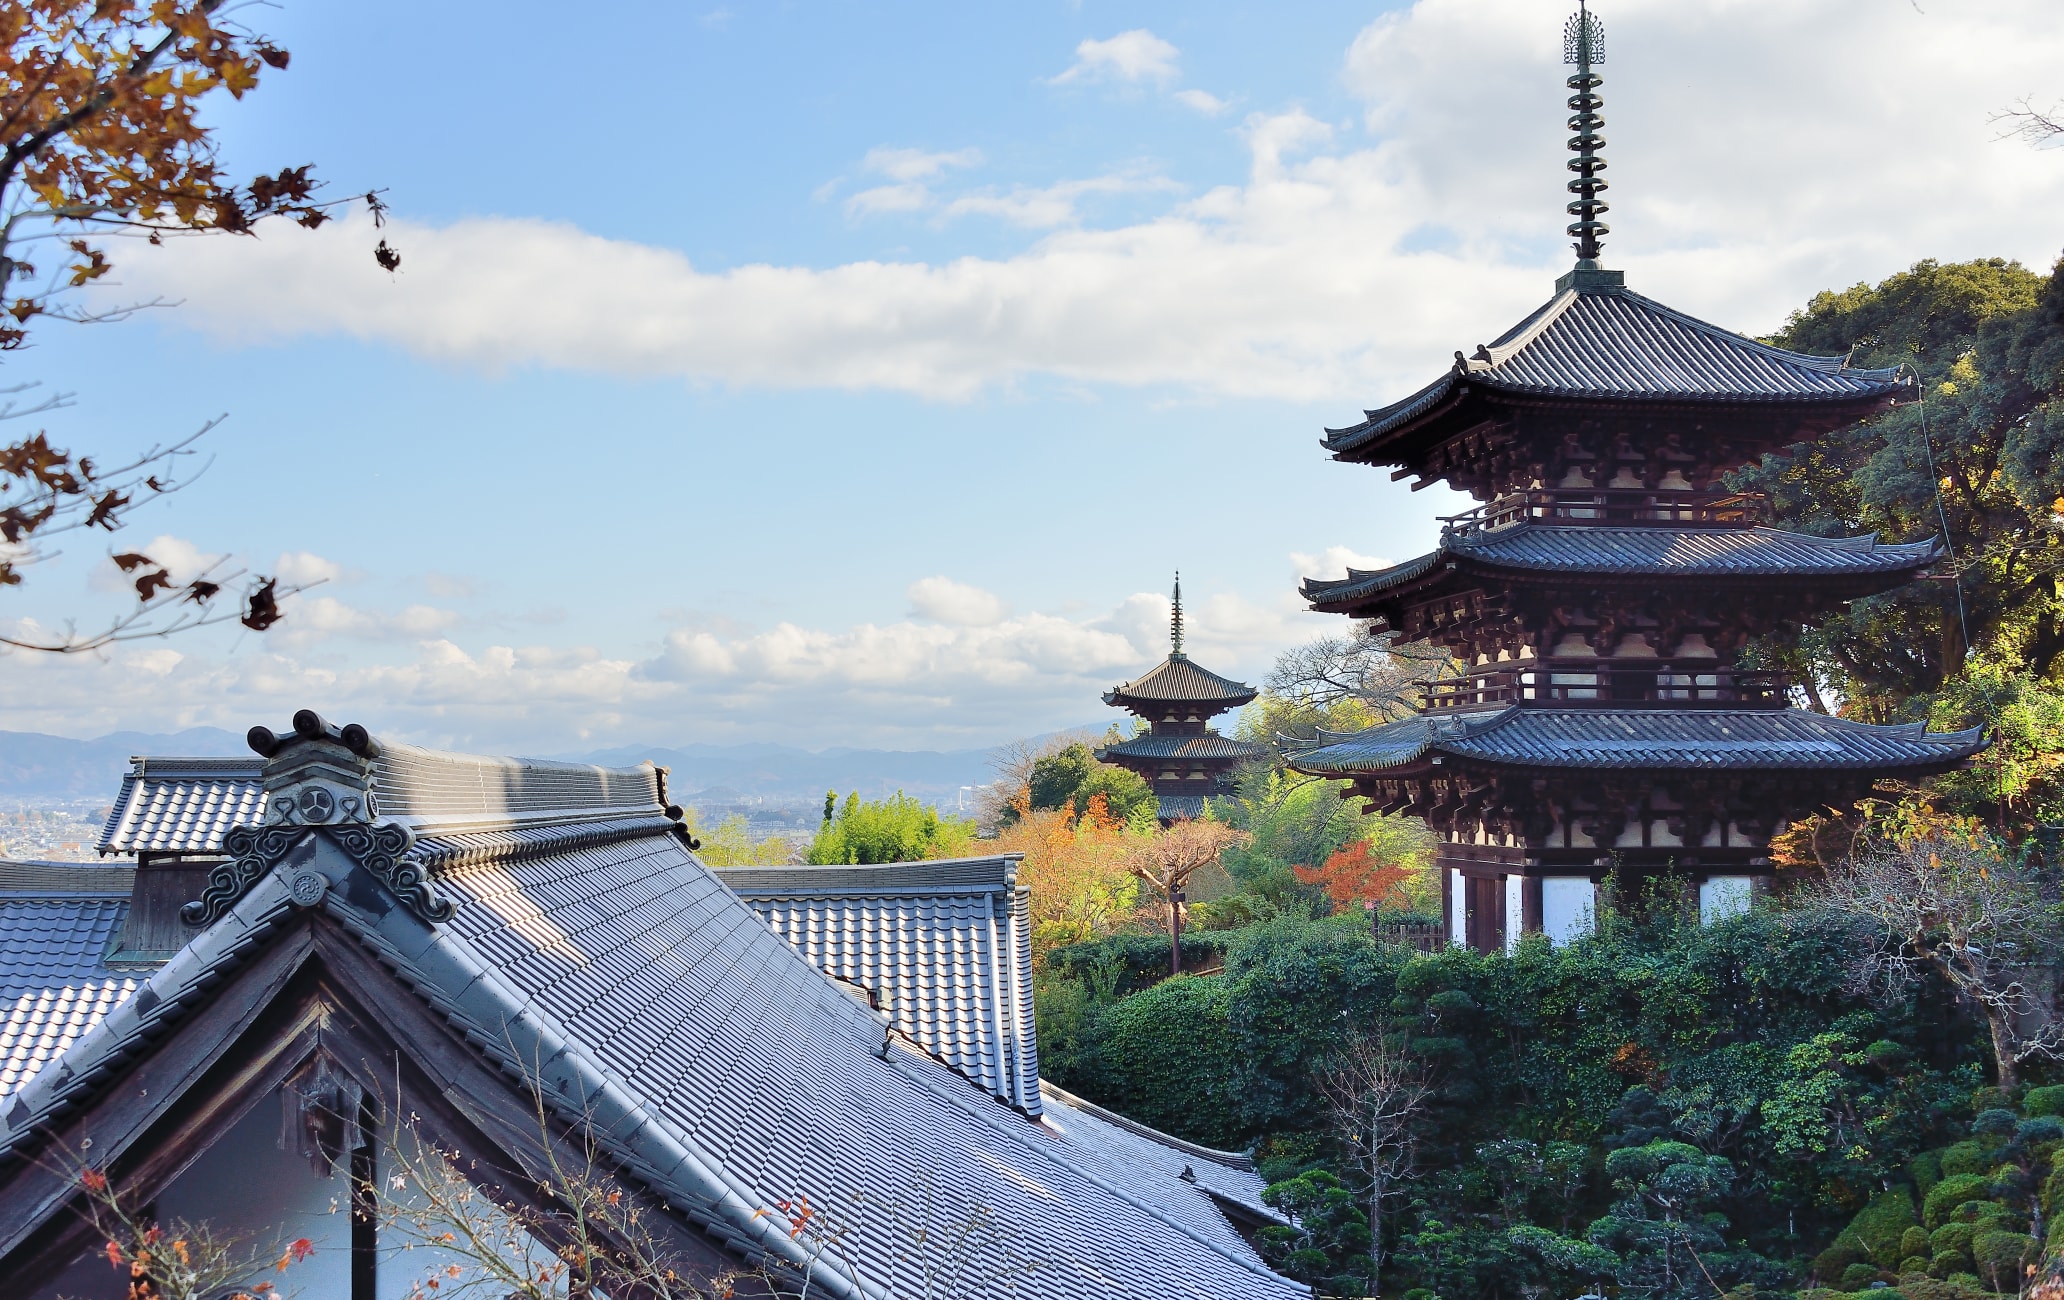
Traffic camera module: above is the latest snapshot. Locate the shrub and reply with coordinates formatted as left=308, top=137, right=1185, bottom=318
left=1924, top=1174, right=1992, bottom=1229
left=1970, top=1228, right=2037, bottom=1290
left=1898, top=1254, right=1931, bottom=1275
left=2022, top=1084, right=2064, bottom=1117
left=1850, top=1189, right=1920, bottom=1267
left=1937, top=1140, right=1992, bottom=1178
left=1814, top=1235, right=1867, bottom=1283
left=1929, top=1220, right=1976, bottom=1268
left=1899, top=1226, right=1932, bottom=1261
left=1911, top=1150, right=1943, bottom=1198
left=1840, top=1261, right=1885, bottom=1289
left=1972, top=1107, right=2019, bottom=1140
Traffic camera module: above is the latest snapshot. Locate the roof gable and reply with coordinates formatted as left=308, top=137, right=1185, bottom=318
left=4, top=715, right=1305, bottom=1300
left=1104, top=655, right=1258, bottom=711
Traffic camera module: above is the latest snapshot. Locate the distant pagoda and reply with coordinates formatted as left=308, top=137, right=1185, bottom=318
left=1099, top=575, right=1271, bottom=822
left=1288, top=2, right=1984, bottom=953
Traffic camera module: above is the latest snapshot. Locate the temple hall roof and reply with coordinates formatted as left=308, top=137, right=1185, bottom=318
left=715, top=855, right=1041, bottom=1115
left=1303, top=525, right=1943, bottom=611
left=3, top=717, right=1302, bottom=1299
left=1288, top=707, right=1985, bottom=776
left=0, top=862, right=138, bottom=1100
left=1323, top=276, right=1912, bottom=462
left=97, top=756, right=266, bottom=856
left=1104, top=655, right=1259, bottom=712
left=1097, top=734, right=1272, bottom=762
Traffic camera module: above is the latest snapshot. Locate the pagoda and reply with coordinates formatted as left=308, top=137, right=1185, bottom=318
left=1288, top=3, right=1985, bottom=953
left=1098, top=575, right=1272, bottom=822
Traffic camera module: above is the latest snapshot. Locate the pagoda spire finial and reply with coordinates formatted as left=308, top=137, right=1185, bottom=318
left=1170, top=571, right=1185, bottom=658
left=1563, top=1, right=1609, bottom=268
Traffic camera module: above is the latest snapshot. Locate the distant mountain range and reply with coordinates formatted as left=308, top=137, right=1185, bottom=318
left=0, top=726, right=1103, bottom=806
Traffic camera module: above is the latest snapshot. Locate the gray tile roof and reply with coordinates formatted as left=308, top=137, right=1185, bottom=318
left=1097, top=734, right=1271, bottom=762
left=0, top=862, right=137, bottom=1100
left=1037, top=1081, right=1273, bottom=1224
left=3, top=725, right=1302, bottom=1299
left=1289, top=707, right=1986, bottom=775
left=97, top=757, right=266, bottom=855
left=1303, top=525, right=1941, bottom=608
left=1154, top=794, right=1214, bottom=821
left=1325, top=282, right=1910, bottom=454
left=715, top=856, right=1042, bottom=1115
left=1104, top=655, right=1258, bottom=710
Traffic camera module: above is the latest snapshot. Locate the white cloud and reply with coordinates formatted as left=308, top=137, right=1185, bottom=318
left=1292, top=546, right=1393, bottom=582
left=842, top=147, right=984, bottom=219
left=907, top=576, right=1008, bottom=626
left=1173, top=88, right=1229, bottom=116
left=941, top=170, right=1182, bottom=229
left=119, top=1, right=2064, bottom=408
left=274, top=550, right=347, bottom=587
left=0, top=569, right=1348, bottom=750
left=862, top=146, right=984, bottom=182
left=87, top=533, right=226, bottom=595
left=1051, top=29, right=1181, bottom=86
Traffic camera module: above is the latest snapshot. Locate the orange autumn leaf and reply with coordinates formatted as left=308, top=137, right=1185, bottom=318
left=1294, top=839, right=1411, bottom=909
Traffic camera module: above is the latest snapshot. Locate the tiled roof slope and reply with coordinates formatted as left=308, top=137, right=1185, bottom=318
left=1038, top=1081, right=1273, bottom=1223
left=1303, top=525, right=1942, bottom=608
left=1097, top=734, right=1271, bottom=761
left=100, top=743, right=669, bottom=857
left=3, top=731, right=1303, bottom=1300
left=1104, top=655, right=1258, bottom=709
left=1155, top=794, right=1213, bottom=821
left=1325, top=283, right=1909, bottom=455
left=716, top=856, right=1041, bottom=1115
left=1289, top=708, right=1986, bottom=775
left=0, top=862, right=137, bottom=1100
left=98, top=757, right=266, bottom=855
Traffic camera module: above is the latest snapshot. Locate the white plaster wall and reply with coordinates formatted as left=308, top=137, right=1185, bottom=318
left=1542, top=878, right=1596, bottom=947
left=1504, top=874, right=1525, bottom=953
left=1448, top=868, right=1467, bottom=947
left=1699, top=875, right=1754, bottom=924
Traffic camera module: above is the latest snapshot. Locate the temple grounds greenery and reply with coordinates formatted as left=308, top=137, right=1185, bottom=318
left=1027, top=256, right=2064, bottom=1300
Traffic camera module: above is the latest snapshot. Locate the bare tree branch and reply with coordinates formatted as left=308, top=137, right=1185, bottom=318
left=1315, top=1029, right=1432, bottom=1298
left=1992, top=96, right=2064, bottom=147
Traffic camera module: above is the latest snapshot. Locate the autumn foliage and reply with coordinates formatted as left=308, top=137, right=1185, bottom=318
left=1293, top=838, right=1412, bottom=909
left=991, top=790, right=1140, bottom=956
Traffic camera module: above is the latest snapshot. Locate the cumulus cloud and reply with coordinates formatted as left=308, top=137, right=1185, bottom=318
left=1292, top=546, right=1394, bottom=582
left=0, top=564, right=1349, bottom=750
left=940, top=169, right=1182, bottom=229
left=117, top=2, right=2064, bottom=407
left=907, top=576, right=1008, bottom=626
left=1051, top=29, right=1181, bottom=86
left=1173, top=88, right=1229, bottom=116
left=87, top=534, right=225, bottom=595
left=843, top=146, right=985, bottom=217
left=274, top=550, right=348, bottom=587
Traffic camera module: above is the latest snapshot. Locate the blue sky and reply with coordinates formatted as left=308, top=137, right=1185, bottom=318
left=3, top=0, right=2061, bottom=753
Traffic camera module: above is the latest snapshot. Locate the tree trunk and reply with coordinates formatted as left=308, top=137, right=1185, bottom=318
left=1368, top=1174, right=1384, bottom=1300
left=1168, top=888, right=1183, bottom=977
left=1986, top=1003, right=2021, bottom=1091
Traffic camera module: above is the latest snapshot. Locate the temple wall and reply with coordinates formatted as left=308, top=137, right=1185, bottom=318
left=1699, top=875, right=1754, bottom=923
left=1503, top=875, right=1525, bottom=953
left=1541, top=878, right=1596, bottom=946
left=1448, top=868, right=1468, bottom=948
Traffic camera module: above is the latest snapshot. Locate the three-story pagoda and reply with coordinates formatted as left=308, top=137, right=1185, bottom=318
left=1099, top=575, right=1272, bottom=822
left=1289, top=3, right=1985, bottom=952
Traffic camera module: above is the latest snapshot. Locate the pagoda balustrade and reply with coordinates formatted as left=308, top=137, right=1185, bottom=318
left=1422, top=661, right=1788, bottom=711
left=1441, top=488, right=1767, bottom=535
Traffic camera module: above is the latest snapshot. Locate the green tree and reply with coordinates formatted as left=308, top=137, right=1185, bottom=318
left=1011, top=741, right=1157, bottom=828
left=803, top=791, right=976, bottom=865
left=1735, top=258, right=2064, bottom=704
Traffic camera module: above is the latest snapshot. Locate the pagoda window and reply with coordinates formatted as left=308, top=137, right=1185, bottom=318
left=1160, top=768, right=1179, bottom=780
left=1188, top=769, right=1207, bottom=780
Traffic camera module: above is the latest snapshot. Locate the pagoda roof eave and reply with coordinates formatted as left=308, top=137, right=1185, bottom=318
left=1104, top=654, right=1259, bottom=710
left=1322, top=284, right=1915, bottom=465
left=1302, top=525, right=1944, bottom=614
left=1097, top=735, right=1273, bottom=762
left=1284, top=707, right=1986, bottom=776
